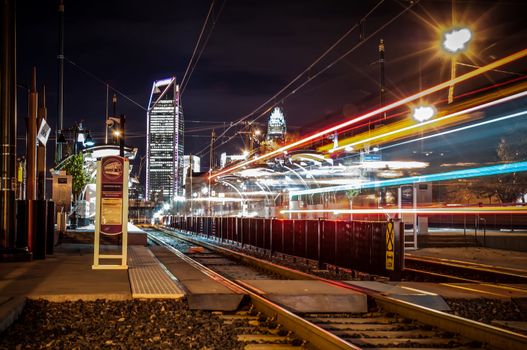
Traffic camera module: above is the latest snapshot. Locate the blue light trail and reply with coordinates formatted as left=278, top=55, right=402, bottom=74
left=290, top=161, right=527, bottom=198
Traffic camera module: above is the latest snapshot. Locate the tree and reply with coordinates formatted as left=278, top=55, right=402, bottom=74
left=495, top=128, right=527, bottom=203
left=63, top=153, right=88, bottom=199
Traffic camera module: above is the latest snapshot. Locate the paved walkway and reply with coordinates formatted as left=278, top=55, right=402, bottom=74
left=0, top=244, right=131, bottom=301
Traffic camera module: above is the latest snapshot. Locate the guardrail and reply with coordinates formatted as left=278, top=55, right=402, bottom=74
left=163, top=216, right=404, bottom=280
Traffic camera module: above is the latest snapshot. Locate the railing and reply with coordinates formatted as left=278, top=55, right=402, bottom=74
left=162, top=216, right=404, bottom=280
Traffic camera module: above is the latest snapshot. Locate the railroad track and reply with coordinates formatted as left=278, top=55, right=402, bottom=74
left=147, top=226, right=527, bottom=350
left=404, top=254, right=527, bottom=285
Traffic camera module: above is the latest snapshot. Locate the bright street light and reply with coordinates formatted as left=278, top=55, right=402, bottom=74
left=412, top=105, right=437, bottom=123
left=113, top=130, right=121, bottom=137
left=442, top=27, right=472, bottom=103
left=442, top=28, right=472, bottom=54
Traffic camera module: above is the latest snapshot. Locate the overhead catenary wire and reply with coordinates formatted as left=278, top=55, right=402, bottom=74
left=200, top=0, right=419, bottom=159
left=180, top=0, right=227, bottom=95
left=180, top=0, right=215, bottom=90
left=181, top=0, right=227, bottom=94
left=196, top=0, right=386, bottom=157
left=63, top=56, right=148, bottom=112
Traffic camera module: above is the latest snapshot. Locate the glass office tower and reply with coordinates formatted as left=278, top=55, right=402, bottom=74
left=146, top=77, right=184, bottom=202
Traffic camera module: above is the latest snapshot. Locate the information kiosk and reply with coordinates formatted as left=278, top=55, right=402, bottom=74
left=92, top=156, right=129, bottom=269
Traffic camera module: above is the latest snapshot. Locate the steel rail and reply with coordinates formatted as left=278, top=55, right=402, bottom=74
left=405, top=255, right=527, bottom=283
left=154, top=225, right=527, bottom=350
left=406, top=254, right=527, bottom=276
left=404, top=267, right=481, bottom=283
left=147, top=230, right=361, bottom=350
left=375, top=296, right=527, bottom=350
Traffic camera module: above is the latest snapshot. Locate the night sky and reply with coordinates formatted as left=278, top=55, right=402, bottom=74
left=16, top=0, right=527, bottom=174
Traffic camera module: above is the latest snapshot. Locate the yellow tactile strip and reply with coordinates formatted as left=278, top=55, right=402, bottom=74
left=128, top=246, right=185, bottom=299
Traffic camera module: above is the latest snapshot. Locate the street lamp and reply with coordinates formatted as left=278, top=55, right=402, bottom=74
left=442, top=27, right=472, bottom=54
left=57, top=123, right=95, bottom=157
left=84, top=133, right=95, bottom=147
left=412, top=105, right=437, bottom=123
left=441, top=27, right=472, bottom=104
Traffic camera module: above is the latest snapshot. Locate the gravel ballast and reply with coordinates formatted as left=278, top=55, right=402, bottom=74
left=446, top=298, right=526, bottom=325
left=0, top=299, right=244, bottom=350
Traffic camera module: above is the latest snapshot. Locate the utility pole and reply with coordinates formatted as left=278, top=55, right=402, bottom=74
left=209, top=129, right=216, bottom=170
left=1, top=0, right=17, bottom=253
left=105, top=84, right=109, bottom=144
left=112, top=93, right=117, bottom=144
left=56, top=0, right=64, bottom=163
left=119, top=114, right=125, bottom=157
left=189, top=153, right=193, bottom=215
left=379, top=38, right=386, bottom=120
left=27, top=67, right=38, bottom=201
left=37, top=85, right=47, bottom=200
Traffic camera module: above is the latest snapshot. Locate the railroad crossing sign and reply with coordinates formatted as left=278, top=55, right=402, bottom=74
left=385, top=221, right=395, bottom=271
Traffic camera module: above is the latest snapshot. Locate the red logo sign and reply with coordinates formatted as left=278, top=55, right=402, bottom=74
left=100, top=156, right=125, bottom=235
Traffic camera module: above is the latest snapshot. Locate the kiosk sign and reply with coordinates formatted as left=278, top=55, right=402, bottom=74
left=93, top=156, right=129, bottom=270
left=100, top=157, right=125, bottom=235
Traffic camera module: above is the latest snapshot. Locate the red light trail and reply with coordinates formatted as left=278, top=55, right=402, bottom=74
left=210, top=48, right=527, bottom=180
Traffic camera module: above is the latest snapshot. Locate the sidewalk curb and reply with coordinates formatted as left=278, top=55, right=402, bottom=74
left=0, top=296, right=26, bottom=333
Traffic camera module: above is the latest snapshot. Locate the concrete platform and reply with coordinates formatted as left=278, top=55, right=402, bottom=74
left=0, top=244, right=131, bottom=301
left=345, top=281, right=450, bottom=311
left=150, top=246, right=245, bottom=311
left=417, top=228, right=527, bottom=252
left=0, top=296, right=26, bottom=333
left=239, top=280, right=367, bottom=313
left=128, top=246, right=185, bottom=299
left=65, top=222, right=147, bottom=245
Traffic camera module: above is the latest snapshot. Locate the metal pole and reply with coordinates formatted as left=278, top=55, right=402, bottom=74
left=317, top=218, right=322, bottom=269
left=269, top=218, right=273, bottom=256
left=119, top=114, right=125, bottom=157
left=1, top=0, right=17, bottom=252
left=209, top=129, right=216, bottom=170
left=27, top=67, right=38, bottom=200
left=379, top=38, right=386, bottom=120
left=105, top=84, right=109, bottom=144
left=189, top=153, right=193, bottom=214
left=37, top=85, right=47, bottom=200
left=56, top=0, right=64, bottom=163
left=112, top=93, right=117, bottom=144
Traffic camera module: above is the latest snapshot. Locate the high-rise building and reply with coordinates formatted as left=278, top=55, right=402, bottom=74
left=146, top=77, right=184, bottom=202
left=266, top=107, right=287, bottom=141
left=183, top=155, right=200, bottom=175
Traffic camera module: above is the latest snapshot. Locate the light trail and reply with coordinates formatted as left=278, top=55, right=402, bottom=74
left=290, top=161, right=527, bottom=197
left=280, top=207, right=527, bottom=215
left=210, top=48, right=527, bottom=180
left=380, top=109, right=527, bottom=152
left=321, top=89, right=527, bottom=153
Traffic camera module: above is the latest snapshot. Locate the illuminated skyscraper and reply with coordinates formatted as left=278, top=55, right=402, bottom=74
left=146, top=77, right=184, bottom=201
left=266, top=107, right=286, bottom=141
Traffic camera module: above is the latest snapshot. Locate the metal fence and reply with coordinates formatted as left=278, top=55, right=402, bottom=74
left=163, top=216, right=404, bottom=280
